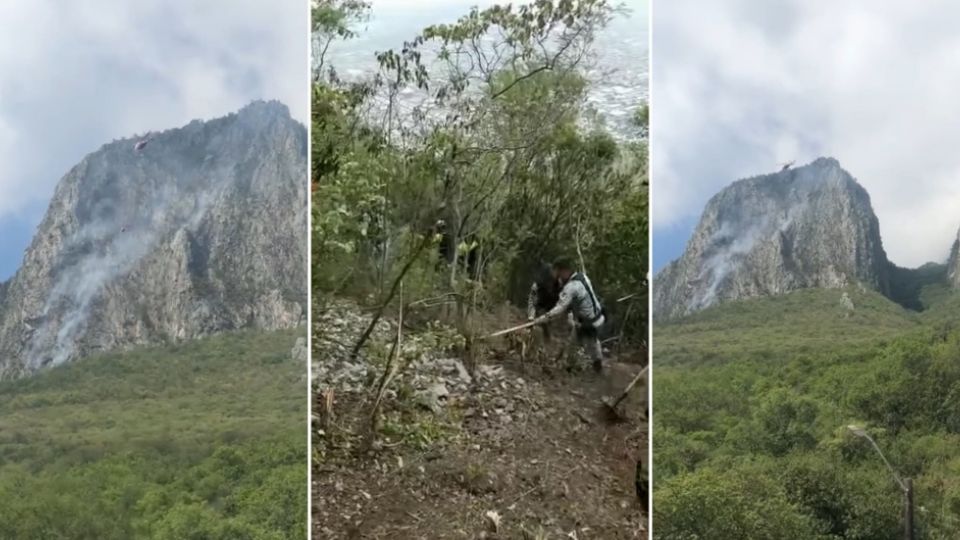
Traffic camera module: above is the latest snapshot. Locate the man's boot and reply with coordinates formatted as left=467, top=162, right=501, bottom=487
left=589, top=338, right=603, bottom=373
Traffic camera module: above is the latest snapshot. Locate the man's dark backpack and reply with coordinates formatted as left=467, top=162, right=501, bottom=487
left=534, top=263, right=560, bottom=310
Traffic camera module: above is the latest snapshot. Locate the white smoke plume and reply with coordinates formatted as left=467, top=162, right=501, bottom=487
left=26, top=177, right=220, bottom=368
left=689, top=199, right=809, bottom=311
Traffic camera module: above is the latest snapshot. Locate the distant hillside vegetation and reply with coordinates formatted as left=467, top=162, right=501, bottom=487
left=654, top=287, right=960, bottom=538
left=654, top=286, right=920, bottom=366
left=0, top=329, right=306, bottom=540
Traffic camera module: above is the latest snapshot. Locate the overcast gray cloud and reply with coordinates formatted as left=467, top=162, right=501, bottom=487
left=0, top=0, right=306, bottom=278
left=653, top=0, right=960, bottom=268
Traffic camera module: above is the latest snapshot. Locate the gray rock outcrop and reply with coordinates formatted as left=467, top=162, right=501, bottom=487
left=654, top=158, right=890, bottom=320
left=0, top=100, right=307, bottom=379
left=948, top=226, right=960, bottom=289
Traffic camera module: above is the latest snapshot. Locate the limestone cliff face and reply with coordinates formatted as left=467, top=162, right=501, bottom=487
left=0, top=101, right=307, bottom=378
left=654, top=158, right=890, bottom=321
left=948, top=227, right=960, bottom=289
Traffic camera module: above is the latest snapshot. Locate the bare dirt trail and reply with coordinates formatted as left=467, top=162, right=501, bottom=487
left=313, top=303, right=647, bottom=539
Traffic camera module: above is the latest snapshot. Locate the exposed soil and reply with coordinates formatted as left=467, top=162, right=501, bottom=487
left=313, top=303, right=647, bottom=539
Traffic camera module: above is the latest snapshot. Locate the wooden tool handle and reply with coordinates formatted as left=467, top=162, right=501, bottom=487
left=482, top=320, right=539, bottom=339
left=610, top=365, right=649, bottom=408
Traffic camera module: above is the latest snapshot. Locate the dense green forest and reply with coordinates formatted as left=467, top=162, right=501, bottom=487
left=654, top=286, right=960, bottom=538
left=312, top=0, right=649, bottom=346
left=0, top=330, right=307, bottom=539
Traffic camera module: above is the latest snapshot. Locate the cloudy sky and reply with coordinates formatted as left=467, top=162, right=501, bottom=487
left=0, top=1, right=308, bottom=280
left=653, top=0, right=960, bottom=271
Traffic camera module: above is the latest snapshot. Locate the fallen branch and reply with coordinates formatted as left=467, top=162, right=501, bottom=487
left=407, top=298, right=459, bottom=310
left=406, top=292, right=463, bottom=308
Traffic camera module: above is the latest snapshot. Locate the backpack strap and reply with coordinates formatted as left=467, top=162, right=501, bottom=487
left=572, top=272, right=604, bottom=326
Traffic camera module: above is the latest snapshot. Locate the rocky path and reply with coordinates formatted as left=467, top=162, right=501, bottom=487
left=313, top=301, right=647, bottom=539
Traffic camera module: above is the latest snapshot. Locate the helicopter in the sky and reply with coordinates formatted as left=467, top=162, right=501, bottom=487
left=134, top=134, right=153, bottom=152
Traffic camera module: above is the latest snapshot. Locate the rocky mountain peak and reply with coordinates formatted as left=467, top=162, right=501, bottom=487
left=0, top=102, right=307, bottom=379
left=653, top=158, right=890, bottom=320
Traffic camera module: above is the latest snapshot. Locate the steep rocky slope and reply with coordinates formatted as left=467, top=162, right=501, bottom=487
left=313, top=299, right=646, bottom=538
left=0, top=101, right=306, bottom=379
left=654, top=158, right=890, bottom=320
left=949, top=226, right=960, bottom=288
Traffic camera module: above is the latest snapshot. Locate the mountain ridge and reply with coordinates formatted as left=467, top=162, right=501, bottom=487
left=0, top=100, right=307, bottom=379
left=654, top=157, right=894, bottom=320
left=654, top=157, right=960, bottom=321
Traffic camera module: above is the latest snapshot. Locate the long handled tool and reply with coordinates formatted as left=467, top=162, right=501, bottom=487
left=601, top=364, right=649, bottom=420
left=481, top=320, right=539, bottom=339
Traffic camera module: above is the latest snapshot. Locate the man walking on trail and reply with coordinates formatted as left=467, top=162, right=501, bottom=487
left=526, top=262, right=562, bottom=340
left=532, top=257, right=606, bottom=372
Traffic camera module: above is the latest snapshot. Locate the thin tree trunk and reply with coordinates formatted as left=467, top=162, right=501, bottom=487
left=369, top=282, right=403, bottom=434
left=616, top=297, right=635, bottom=358
left=351, top=231, right=433, bottom=359
left=448, top=245, right=459, bottom=290
left=575, top=217, right=587, bottom=275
